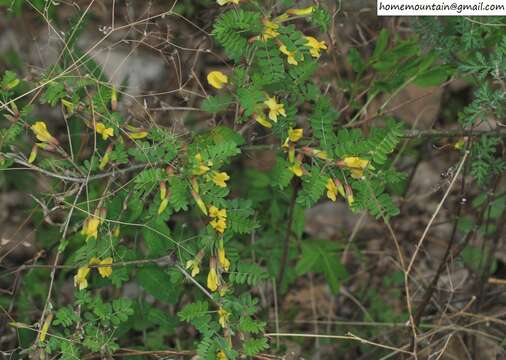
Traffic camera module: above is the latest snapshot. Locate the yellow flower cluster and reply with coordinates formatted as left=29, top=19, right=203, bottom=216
left=325, top=178, right=345, bottom=202
left=209, top=205, right=227, bottom=234
left=282, top=128, right=305, bottom=177
left=74, top=257, right=113, bottom=290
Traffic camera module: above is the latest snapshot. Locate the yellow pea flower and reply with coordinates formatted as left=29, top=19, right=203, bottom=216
left=313, top=149, right=329, bottom=160
left=111, top=85, right=118, bottom=111
left=97, top=257, right=113, bottom=278
left=217, top=350, right=228, bottom=360
left=454, top=138, right=466, bottom=150
left=74, top=266, right=90, bottom=290
left=261, top=18, right=280, bottom=41
left=341, top=156, right=370, bottom=179
left=158, top=197, right=169, bottom=215
left=193, top=153, right=212, bottom=175
left=218, top=307, right=230, bottom=328
left=61, top=99, right=75, bottom=114
left=95, top=122, right=114, bottom=140
left=345, top=184, right=354, bottom=205
left=186, top=252, right=203, bottom=277
left=287, top=128, right=303, bottom=143
left=209, top=206, right=227, bottom=219
left=191, top=190, right=208, bottom=215
left=127, top=131, right=148, bottom=139
left=38, top=313, right=53, bottom=343
left=264, top=96, right=287, bottom=122
left=207, top=259, right=219, bottom=292
left=207, top=71, right=228, bottom=89
left=286, top=6, right=314, bottom=16
left=255, top=113, right=272, bottom=128
left=210, top=217, right=227, bottom=234
left=28, top=145, right=38, bottom=164
left=290, top=162, right=304, bottom=177
left=31, top=121, right=58, bottom=145
left=90, top=257, right=113, bottom=278
left=81, top=216, right=100, bottom=240
left=279, top=44, right=298, bottom=65
left=158, top=181, right=170, bottom=214
left=305, top=36, right=328, bottom=58
left=212, top=172, right=230, bottom=188
left=99, top=144, right=113, bottom=170
left=326, top=178, right=338, bottom=202
left=218, top=239, right=230, bottom=271
left=217, top=0, right=239, bottom=5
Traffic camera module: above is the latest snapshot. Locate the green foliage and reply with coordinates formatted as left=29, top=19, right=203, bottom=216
left=4, top=1, right=502, bottom=359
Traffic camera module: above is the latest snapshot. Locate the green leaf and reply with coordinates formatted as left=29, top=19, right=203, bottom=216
left=138, top=266, right=181, bottom=304
left=296, top=240, right=347, bottom=294
left=414, top=65, right=454, bottom=87
left=372, top=29, right=389, bottom=60
left=202, top=94, right=234, bottom=113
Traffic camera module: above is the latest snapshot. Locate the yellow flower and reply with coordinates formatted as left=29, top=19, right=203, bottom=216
left=207, top=71, right=228, bottom=89
left=313, top=149, right=328, bottom=160
left=255, top=113, right=272, bottom=128
left=290, top=162, right=304, bottom=177
left=342, top=156, right=370, bottom=179
left=191, top=190, right=208, bottom=215
left=217, top=0, right=239, bottom=5
left=305, top=36, right=327, bottom=58
left=207, top=261, right=219, bottom=292
left=218, top=239, right=230, bottom=271
left=111, top=85, right=118, bottom=111
left=28, top=145, right=38, bottom=164
left=288, top=128, right=303, bottom=142
left=264, top=96, right=286, bottom=122
left=210, top=217, right=227, bottom=234
left=158, top=197, right=169, bottom=215
left=90, top=257, right=113, bottom=278
left=31, top=121, right=58, bottom=145
left=74, top=266, right=90, bottom=290
left=454, top=138, right=466, bottom=150
left=158, top=181, right=169, bottom=214
left=217, top=350, right=228, bottom=360
left=186, top=258, right=201, bottom=277
left=261, top=19, right=280, bottom=41
left=193, top=153, right=212, bottom=175
left=326, top=178, right=338, bottom=202
left=38, top=313, right=53, bottom=343
left=99, top=144, right=113, bottom=170
left=95, top=122, right=114, bottom=140
left=81, top=216, right=100, bottom=240
left=218, top=307, right=230, bottom=328
left=209, top=206, right=227, bottom=219
left=279, top=44, right=298, bottom=65
left=127, top=131, right=148, bottom=139
left=346, top=187, right=354, bottom=206
left=212, top=172, right=230, bottom=188
left=286, top=6, right=314, bottom=16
